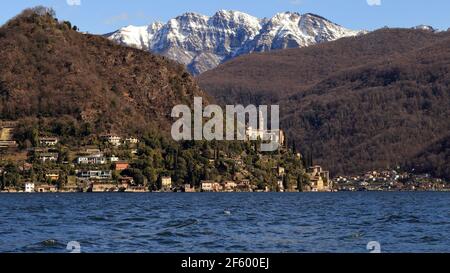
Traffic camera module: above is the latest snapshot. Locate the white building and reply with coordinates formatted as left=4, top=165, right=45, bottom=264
left=109, top=155, right=119, bottom=162
left=161, top=177, right=172, bottom=191
left=124, top=137, right=139, bottom=144
left=223, top=181, right=237, bottom=191
left=201, top=181, right=222, bottom=192
left=277, top=180, right=284, bottom=192
left=201, top=181, right=213, bottom=192
left=25, top=182, right=35, bottom=193
left=102, top=135, right=122, bottom=146
left=39, top=137, right=58, bottom=146
left=245, top=111, right=285, bottom=146
left=77, top=170, right=112, bottom=180
left=38, top=153, right=58, bottom=163
left=77, top=153, right=107, bottom=165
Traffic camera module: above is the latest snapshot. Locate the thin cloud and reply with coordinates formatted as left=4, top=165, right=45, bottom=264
left=104, top=13, right=130, bottom=25
left=367, top=0, right=381, bottom=6
left=66, top=0, right=81, bottom=6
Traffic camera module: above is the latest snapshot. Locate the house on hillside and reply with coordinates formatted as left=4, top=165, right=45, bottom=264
left=114, top=161, right=129, bottom=171
left=109, top=155, right=119, bottom=162
left=245, top=110, right=286, bottom=146
left=0, top=140, right=18, bottom=149
left=0, top=125, right=17, bottom=149
left=37, top=153, right=58, bottom=163
left=76, top=170, right=112, bottom=181
left=77, top=153, right=107, bottom=165
left=39, top=137, right=59, bottom=146
left=101, top=134, right=122, bottom=146
left=124, top=137, right=139, bottom=144
left=45, top=171, right=60, bottom=181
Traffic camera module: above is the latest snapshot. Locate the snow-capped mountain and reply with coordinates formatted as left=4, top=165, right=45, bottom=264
left=107, top=10, right=365, bottom=74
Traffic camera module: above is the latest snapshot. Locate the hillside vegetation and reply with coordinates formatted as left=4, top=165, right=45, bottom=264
left=0, top=7, right=205, bottom=137
left=198, top=28, right=450, bottom=178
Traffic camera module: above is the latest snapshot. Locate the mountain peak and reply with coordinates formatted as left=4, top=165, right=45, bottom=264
left=107, top=10, right=363, bottom=74
left=304, top=13, right=333, bottom=22
left=214, top=9, right=249, bottom=16
left=149, top=21, right=164, bottom=29
left=176, top=12, right=208, bottom=20
left=271, top=11, right=301, bottom=21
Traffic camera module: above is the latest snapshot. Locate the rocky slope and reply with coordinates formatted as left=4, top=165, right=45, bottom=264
left=107, top=10, right=363, bottom=74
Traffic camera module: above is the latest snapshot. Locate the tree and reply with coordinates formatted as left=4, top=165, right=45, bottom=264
left=297, top=174, right=304, bottom=192
left=57, top=173, right=66, bottom=189
left=143, top=167, right=158, bottom=188
left=63, top=21, right=72, bottom=30
left=30, top=6, right=56, bottom=17
left=121, top=168, right=145, bottom=186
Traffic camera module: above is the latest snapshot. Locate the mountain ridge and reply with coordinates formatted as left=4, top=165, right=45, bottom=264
left=107, top=10, right=364, bottom=74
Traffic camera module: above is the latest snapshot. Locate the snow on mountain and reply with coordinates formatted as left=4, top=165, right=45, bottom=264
left=412, top=25, right=437, bottom=32
left=108, top=22, right=164, bottom=50
left=107, top=10, right=365, bottom=74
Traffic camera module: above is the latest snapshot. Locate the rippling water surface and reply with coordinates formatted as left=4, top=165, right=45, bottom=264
left=0, top=192, right=449, bottom=253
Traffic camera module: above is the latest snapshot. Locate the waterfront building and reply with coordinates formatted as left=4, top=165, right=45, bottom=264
left=201, top=181, right=222, bottom=192
left=118, top=176, right=134, bottom=190
left=201, top=181, right=213, bottom=192
left=310, top=175, right=325, bottom=192
left=36, top=184, right=58, bottom=193
left=91, top=182, right=118, bottom=192
left=222, top=181, right=237, bottom=192
left=126, top=186, right=148, bottom=192
left=25, top=182, right=35, bottom=193
left=277, top=180, right=284, bottom=192
left=161, top=176, right=172, bottom=191
left=237, top=179, right=253, bottom=192
left=184, top=184, right=196, bottom=192
left=307, top=165, right=332, bottom=192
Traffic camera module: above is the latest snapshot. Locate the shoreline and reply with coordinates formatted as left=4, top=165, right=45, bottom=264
left=1, top=190, right=449, bottom=194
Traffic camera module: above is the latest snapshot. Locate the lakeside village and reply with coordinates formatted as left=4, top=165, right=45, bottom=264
left=0, top=120, right=448, bottom=193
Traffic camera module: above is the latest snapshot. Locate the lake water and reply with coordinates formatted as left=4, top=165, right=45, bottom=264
left=0, top=192, right=449, bottom=253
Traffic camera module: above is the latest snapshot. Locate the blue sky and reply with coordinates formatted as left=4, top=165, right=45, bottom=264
left=0, top=0, right=449, bottom=34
